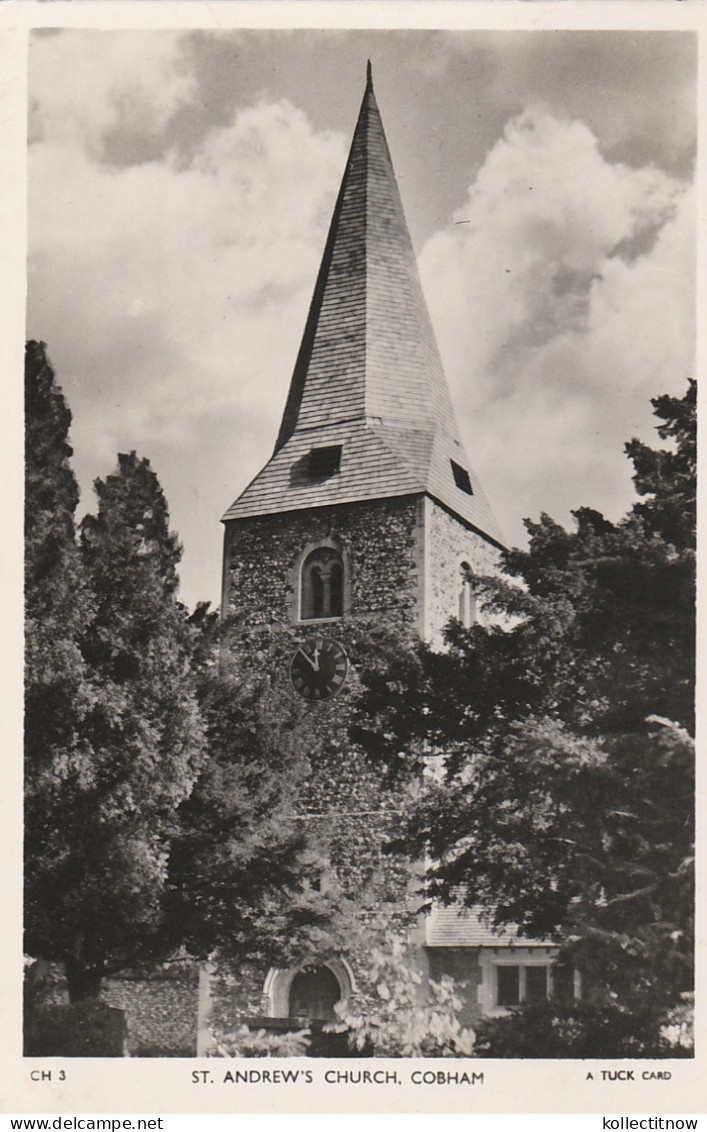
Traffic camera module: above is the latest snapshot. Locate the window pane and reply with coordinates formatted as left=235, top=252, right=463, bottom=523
left=525, top=966, right=549, bottom=1004
left=311, top=566, right=325, bottom=617
left=496, top=965, right=520, bottom=1006
left=330, top=561, right=343, bottom=616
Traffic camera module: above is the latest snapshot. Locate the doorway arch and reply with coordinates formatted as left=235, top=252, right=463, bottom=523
left=263, top=958, right=356, bottom=1019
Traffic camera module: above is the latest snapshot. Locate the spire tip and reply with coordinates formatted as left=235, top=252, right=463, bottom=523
left=366, top=59, right=373, bottom=88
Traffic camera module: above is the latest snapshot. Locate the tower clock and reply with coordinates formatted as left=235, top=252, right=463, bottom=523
left=290, top=637, right=349, bottom=701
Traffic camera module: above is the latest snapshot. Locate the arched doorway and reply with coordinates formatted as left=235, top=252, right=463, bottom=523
left=263, top=959, right=356, bottom=1020
left=289, top=965, right=341, bottom=1021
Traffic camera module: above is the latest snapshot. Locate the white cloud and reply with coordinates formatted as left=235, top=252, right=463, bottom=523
left=27, top=37, right=694, bottom=604
left=29, top=98, right=344, bottom=447
left=420, top=109, right=694, bottom=546
left=28, top=35, right=347, bottom=606
left=29, top=31, right=196, bottom=155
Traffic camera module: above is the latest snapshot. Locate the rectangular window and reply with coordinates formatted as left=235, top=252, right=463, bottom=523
left=308, top=445, right=342, bottom=480
left=496, top=965, right=520, bottom=1006
left=525, top=965, right=550, bottom=1004
left=451, top=460, right=473, bottom=495
left=495, top=963, right=550, bottom=1008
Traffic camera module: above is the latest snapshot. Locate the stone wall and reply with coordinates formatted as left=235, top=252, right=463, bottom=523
left=214, top=493, right=501, bottom=1051
left=223, top=492, right=500, bottom=648
left=103, top=967, right=199, bottom=1056
left=223, top=496, right=423, bottom=637
left=27, top=962, right=200, bottom=1057
left=206, top=963, right=268, bottom=1052
left=423, top=498, right=501, bottom=645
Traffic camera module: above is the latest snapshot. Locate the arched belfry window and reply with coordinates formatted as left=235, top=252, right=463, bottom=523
left=300, top=547, right=344, bottom=621
left=459, top=561, right=477, bottom=628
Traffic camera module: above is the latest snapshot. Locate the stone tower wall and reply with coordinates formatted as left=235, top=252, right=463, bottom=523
left=222, top=495, right=424, bottom=637
left=222, top=493, right=500, bottom=643
left=423, top=497, right=501, bottom=645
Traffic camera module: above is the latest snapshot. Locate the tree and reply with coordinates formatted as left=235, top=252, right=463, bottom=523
left=182, top=618, right=421, bottom=971
left=26, top=449, right=207, bottom=1001
left=398, top=382, right=695, bottom=1052
left=24, top=341, right=97, bottom=1001
left=24, top=355, right=381, bottom=1010
left=332, top=932, right=475, bottom=1057
left=626, top=379, right=696, bottom=551
left=164, top=609, right=341, bottom=970
left=24, top=342, right=93, bottom=828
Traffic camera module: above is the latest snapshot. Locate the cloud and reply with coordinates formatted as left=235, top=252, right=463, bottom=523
left=420, top=108, right=694, bottom=546
left=29, top=31, right=196, bottom=157
left=28, top=34, right=347, bottom=606
left=27, top=33, right=694, bottom=603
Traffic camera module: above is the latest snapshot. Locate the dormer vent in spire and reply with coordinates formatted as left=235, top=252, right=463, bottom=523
left=451, top=461, right=473, bottom=496
left=308, top=445, right=342, bottom=481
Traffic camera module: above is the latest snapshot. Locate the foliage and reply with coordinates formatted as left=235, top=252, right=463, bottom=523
left=209, top=1025, right=310, bottom=1058
left=626, top=379, right=696, bottom=550
left=24, top=342, right=99, bottom=1001
left=332, top=933, right=475, bottom=1057
left=397, top=382, right=695, bottom=1046
left=473, top=998, right=691, bottom=1059
left=192, top=619, right=419, bottom=970
left=660, top=993, right=694, bottom=1052
left=25, top=351, right=320, bottom=1002
left=24, top=1001, right=126, bottom=1057
left=165, top=621, right=347, bottom=970
left=24, top=343, right=95, bottom=953
left=25, top=345, right=416, bottom=1010
left=26, top=444, right=207, bottom=1000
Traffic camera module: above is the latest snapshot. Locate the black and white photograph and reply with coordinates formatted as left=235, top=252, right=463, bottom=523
left=7, top=0, right=701, bottom=1118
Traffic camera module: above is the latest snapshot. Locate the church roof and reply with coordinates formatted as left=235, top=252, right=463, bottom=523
left=223, top=66, right=504, bottom=547
left=425, top=904, right=553, bottom=949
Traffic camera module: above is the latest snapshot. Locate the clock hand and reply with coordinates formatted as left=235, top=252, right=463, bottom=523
left=296, top=647, right=319, bottom=672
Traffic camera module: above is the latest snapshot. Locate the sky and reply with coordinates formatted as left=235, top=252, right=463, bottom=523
left=26, top=27, right=696, bottom=611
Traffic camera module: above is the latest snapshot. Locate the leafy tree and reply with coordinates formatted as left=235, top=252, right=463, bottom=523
left=332, top=932, right=475, bottom=1057
left=165, top=612, right=340, bottom=969
left=398, top=382, right=695, bottom=1053
left=187, top=619, right=419, bottom=969
left=472, top=996, right=692, bottom=1059
left=626, top=379, right=696, bottom=550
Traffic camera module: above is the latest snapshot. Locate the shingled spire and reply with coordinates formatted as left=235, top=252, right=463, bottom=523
left=224, top=69, right=503, bottom=547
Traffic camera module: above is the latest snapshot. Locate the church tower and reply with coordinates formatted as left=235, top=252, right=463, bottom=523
left=210, top=70, right=535, bottom=1042
left=221, top=65, right=503, bottom=645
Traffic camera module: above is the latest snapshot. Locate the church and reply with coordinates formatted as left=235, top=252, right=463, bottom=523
left=200, top=66, right=559, bottom=1052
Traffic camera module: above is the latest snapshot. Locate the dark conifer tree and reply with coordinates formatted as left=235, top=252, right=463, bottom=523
left=24, top=341, right=97, bottom=1000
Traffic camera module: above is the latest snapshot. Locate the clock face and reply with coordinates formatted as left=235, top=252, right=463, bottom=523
left=290, top=637, right=349, bottom=701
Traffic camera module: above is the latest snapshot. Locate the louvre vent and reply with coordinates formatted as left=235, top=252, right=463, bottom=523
left=451, top=460, right=473, bottom=495
left=308, top=445, right=342, bottom=480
